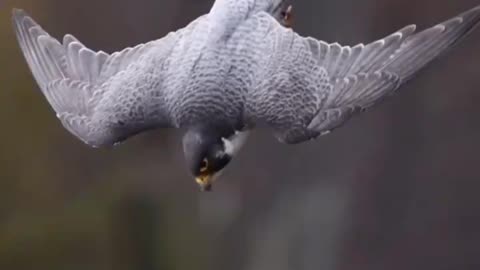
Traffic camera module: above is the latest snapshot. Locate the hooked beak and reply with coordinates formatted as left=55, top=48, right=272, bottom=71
left=195, top=174, right=213, bottom=192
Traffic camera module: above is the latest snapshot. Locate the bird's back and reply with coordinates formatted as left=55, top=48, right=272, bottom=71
left=124, top=5, right=279, bottom=129
left=94, top=0, right=289, bottom=133
left=164, top=14, right=272, bottom=128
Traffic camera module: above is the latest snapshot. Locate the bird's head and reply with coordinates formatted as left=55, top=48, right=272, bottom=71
left=182, top=126, right=248, bottom=191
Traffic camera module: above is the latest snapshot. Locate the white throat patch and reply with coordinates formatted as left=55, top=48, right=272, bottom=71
left=221, top=130, right=250, bottom=156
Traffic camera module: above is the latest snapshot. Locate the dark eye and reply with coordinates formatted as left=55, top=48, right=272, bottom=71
left=200, top=159, right=208, bottom=172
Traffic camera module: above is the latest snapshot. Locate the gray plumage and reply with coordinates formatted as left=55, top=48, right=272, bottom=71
left=11, top=1, right=480, bottom=189
left=13, top=1, right=480, bottom=147
left=13, top=0, right=480, bottom=190
left=12, top=0, right=480, bottom=146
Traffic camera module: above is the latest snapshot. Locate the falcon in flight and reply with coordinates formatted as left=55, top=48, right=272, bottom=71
left=12, top=0, right=480, bottom=191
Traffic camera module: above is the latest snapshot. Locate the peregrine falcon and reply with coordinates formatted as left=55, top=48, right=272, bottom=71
left=12, top=0, right=480, bottom=191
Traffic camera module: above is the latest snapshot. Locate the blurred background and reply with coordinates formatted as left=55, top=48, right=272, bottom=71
left=1, top=0, right=480, bottom=269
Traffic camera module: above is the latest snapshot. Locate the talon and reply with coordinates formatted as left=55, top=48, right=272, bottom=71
left=281, top=5, right=293, bottom=28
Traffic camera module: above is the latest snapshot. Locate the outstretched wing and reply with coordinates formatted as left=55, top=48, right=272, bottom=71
left=12, top=9, right=203, bottom=147
left=250, top=5, right=480, bottom=143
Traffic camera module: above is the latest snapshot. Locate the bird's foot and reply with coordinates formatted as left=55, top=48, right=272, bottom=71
left=281, top=5, right=293, bottom=28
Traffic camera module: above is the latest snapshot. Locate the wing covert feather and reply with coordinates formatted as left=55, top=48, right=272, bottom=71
left=252, top=5, right=480, bottom=143
left=12, top=9, right=200, bottom=146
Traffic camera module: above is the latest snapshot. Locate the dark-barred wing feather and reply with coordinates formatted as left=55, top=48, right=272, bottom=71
left=12, top=9, right=195, bottom=147
left=252, top=5, right=480, bottom=143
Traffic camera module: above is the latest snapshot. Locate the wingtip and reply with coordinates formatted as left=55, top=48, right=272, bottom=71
left=435, top=4, right=480, bottom=32
left=472, top=4, right=480, bottom=13
left=11, top=9, right=31, bottom=25
left=458, top=4, right=480, bottom=30
left=460, top=4, right=480, bottom=19
left=12, top=8, right=26, bottom=18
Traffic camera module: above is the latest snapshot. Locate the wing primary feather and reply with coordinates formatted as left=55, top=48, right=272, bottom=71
left=258, top=5, right=480, bottom=143
left=13, top=8, right=200, bottom=146
left=384, top=6, right=480, bottom=81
